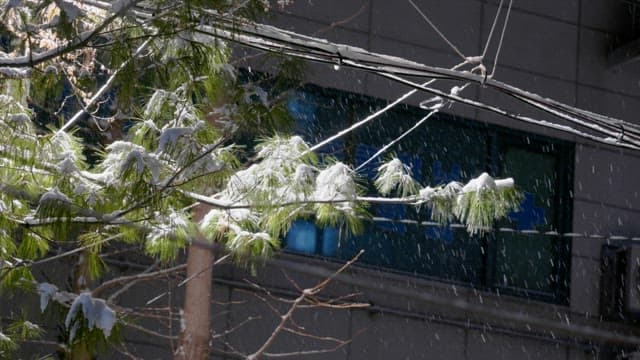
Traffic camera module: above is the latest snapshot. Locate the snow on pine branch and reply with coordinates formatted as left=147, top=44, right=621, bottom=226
left=375, top=157, right=419, bottom=197
left=372, top=157, right=520, bottom=234
left=93, top=141, right=162, bottom=185
left=222, top=135, right=315, bottom=204
left=145, top=209, right=192, bottom=262
left=200, top=207, right=276, bottom=262
left=196, top=138, right=520, bottom=260
left=65, top=292, right=117, bottom=341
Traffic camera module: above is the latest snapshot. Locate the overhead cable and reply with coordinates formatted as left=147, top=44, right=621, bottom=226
left=407, top=0, right=467, bottom=61
left=490, top=0, right=513, bottom=77
left=47, top=2, right=640, bottom=151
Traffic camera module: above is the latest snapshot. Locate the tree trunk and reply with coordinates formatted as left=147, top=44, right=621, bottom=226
left=175, top=205, right=213, bottom=360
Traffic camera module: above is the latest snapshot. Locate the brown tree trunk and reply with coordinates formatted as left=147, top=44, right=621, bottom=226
left=175, top=205, right=213, bottom=360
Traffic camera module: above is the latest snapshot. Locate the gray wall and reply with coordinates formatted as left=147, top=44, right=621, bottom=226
left=229, top=0, right=640, bottom=359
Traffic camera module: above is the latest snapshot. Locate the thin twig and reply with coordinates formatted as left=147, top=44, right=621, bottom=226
left=246, top=250, right=364, bottom=360
left=313, top=3, right=368, bottom=35
left=57, top=37, right=153, bottom=134
left=107, top=261, right=160, bottom=303
left=177, top=254, right=230, bottom=287
left=92, top=263, right=187, bottom=297
left=122, top=321, right=179, bottom=340
left=211, top=315, right=261, bottom=340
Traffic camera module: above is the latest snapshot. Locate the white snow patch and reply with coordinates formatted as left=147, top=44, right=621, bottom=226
left=419, top=186, right=436, bottom=201
left=157, top=127, right=193, bottom=153
left=226, top=230, right=272, bottom=255
left=65, top=292, right=116, bottom=341
left=23, top=321, right=39, bottom=331
left=256, top=135, right=308, bottom=160
left=147, top=210, right=189, bottom=245
left=123, top=150, right=147, bottom=175
left=313, top=162, right=357, bottom=205
left=494, top=178, right=514, bottom=190
left=56, top=157, right=78, bottom=175
left=11, top=199, right=22, bottom=209
left=179, top=309, right=185, bottom=332
left=0, top=331, right=10, bottom=342
left=375, top=158, right=416, bottom=195
left=37, top=282, right=59, bottom=313
left=97, top=141, right=161, bottom=184
left=8, top=112, right=29, bottom=125
left=293, top=164, right=315, bottom=186
left=143, top=90, right=168, bottom=118
left=462, top=172, right=496, bottom=193
left=201, top=208, right=258, bottom=234
left=0, top=67, right=30, bottom=79
left=40, top=187, right=71, bottom=205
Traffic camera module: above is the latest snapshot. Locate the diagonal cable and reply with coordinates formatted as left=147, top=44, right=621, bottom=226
left=407, top=0, right=467, bottom=60
left=355, top=108, right=439, bottom=172
left=304, top=61, right=467, bottom=155
left=482, top=0, right=505, bottom=58
left=490, top=0, right=513, bottom=77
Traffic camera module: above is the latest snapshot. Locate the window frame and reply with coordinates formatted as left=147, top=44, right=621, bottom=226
left=282, top=84, right=574, bottom=305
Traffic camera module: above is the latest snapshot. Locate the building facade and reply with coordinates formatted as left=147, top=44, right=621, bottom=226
left=198, top=1, right=640, bottom=359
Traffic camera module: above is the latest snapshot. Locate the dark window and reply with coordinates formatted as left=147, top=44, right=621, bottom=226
left=283, top=85, right=573, bottom=304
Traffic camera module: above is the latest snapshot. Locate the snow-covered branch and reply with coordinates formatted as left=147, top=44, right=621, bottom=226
left=0, top=0, right=139, bottom=68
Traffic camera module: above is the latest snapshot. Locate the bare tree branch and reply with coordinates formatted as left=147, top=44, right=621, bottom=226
left=92, top=264, right=187, bottom=297
left=246, top=250, right=364, bottom=360
left=57, top=37, right=153, bottom=134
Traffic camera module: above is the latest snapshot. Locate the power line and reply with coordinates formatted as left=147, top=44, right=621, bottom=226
left=407, top=0, right=467, bottom=61
left=186, top=13, right=640, bottom=149
left=304, top=61, right=467, bottom=157
left=34, top=1, right=640, bottom=151
left=355, top=107, right=439, bottom=171
left=482, top=0, right=505, bottom=58
left=490, top=0, right=513, bottom=78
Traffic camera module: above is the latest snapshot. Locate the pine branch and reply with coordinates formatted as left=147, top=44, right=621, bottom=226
left=0, top=0, right=141, bottom=68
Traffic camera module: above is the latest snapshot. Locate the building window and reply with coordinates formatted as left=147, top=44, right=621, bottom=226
left=283, top=85, right=573, bottom=304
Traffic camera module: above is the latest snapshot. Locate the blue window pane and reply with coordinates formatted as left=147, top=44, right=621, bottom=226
left=375, top=204, right=406, bottom=233
left=343, top=229, right=395, bottom=268
left=285, top=220, right=317, bottom=254
left=321, top=227, right=339, bottom=256
left=509, top=192, right=545, bottom=231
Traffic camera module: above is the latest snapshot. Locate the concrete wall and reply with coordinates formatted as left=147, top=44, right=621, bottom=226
left=201, top=257, right=626, bottom=360
left=229, top=0, right=640, bottom=359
